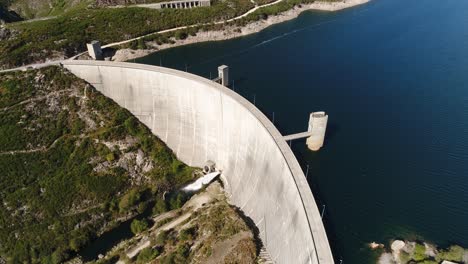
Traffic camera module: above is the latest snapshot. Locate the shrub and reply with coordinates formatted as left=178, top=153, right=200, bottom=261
left=161, top=252, right=176, bottom=264
left=136, top=247, right=160, bottom=263
left=106, top=152, right=116, bottom=162
left=130, top=219, right=149, bottom=235
left=418, top=260, right=437, bottom=264
left=413, top=243, right=427, bottom=261
left=119, top=188, right=141, bottom=212
left=179, top=227, right=196, bottom=241
left=399, top=251, right=410, bottom=264
left=156, top=230, right=169, bottom=245
left=176, top=243, right=190, bottom=259
left=175, top=31, right=188, bottom=40
left=153, top=198, right=168, bottom=215
left=137, top=38, right=147, bottom=49
left=436, top=245, right=464, bottom=262
left=169, top=192, right=186, bottom=210
left=259, top=12, right=268, bottom=20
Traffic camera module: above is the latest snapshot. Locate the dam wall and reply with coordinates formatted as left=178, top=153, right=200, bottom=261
left=62, top=61, right=334, bottom=264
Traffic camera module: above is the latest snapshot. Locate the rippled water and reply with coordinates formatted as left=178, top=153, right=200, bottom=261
left=136, top=0, right=468, bottom=262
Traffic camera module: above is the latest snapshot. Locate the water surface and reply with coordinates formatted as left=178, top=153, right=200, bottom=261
left=136, top=0, right=468, bottom=262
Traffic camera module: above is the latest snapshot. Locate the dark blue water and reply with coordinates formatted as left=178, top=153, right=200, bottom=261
left=136, top=0, right=468, bottom=262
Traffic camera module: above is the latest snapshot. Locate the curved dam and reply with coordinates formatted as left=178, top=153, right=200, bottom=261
left=62, top=60, right=334, bottom=264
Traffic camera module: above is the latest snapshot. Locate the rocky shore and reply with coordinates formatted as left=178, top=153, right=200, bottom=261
left=371, top=240, right=468, bottom=264
left=110, top=0, right=370, bottom=62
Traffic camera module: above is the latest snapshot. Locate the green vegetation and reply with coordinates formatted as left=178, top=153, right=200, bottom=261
left=418, top=260, right=437, bottom=264
left=131, top=219, right=149, bottom=234
left=136, top=247, right=160, bottom=263
left=0, top=0, right=254, bottom=69
left=387, top=240, right=467, bottom=264
left=413, top=243, right=426, bottom=261
left=0, top=0, right=343, bottom=69
left=1, top=0, right=92, bottom=19
left=399, top=251, right=411, bottom=264
left=435, top=245, right=465, bottom=262
left=0, top=66, right=195, bottom=262
left=96, top=182, right=258, bottom=263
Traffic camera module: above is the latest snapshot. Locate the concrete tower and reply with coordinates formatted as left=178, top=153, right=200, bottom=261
left=306, top=111, right=328, bottom=151
left=218, top=65, right=229, bottom=87
left=86, top=40, right=103, bottom=60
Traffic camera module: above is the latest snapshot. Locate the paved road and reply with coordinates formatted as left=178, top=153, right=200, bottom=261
left=0, top=61, right=62, bottom=73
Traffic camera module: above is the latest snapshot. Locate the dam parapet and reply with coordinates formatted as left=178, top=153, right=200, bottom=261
left=61, top=60, right=334, bottom=264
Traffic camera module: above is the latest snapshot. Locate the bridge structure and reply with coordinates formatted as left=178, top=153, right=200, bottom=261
left=2, top=60, right=335, bottom=264
left=283, top=131, right=313, bottom=141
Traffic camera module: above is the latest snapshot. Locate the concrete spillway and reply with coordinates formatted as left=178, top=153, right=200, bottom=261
left=62, top=61, right=334, bottom=264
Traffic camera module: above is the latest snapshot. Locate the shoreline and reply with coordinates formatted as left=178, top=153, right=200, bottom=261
left=111, top=0, right=370, bottom=61
left=371, top=240, right=468, bottom=264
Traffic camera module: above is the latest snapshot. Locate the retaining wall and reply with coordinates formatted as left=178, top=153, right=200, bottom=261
left=62, top=60, right=334, bottom=264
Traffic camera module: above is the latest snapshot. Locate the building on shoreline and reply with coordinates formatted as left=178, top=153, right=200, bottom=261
left=152, top=0, right=210, bottom=9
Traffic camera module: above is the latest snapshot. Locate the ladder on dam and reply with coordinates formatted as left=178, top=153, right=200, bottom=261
left=258, top=247, right=274, bottom=264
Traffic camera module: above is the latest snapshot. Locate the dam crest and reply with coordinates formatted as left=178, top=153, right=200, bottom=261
left=62, top=60, right=334, bottom=264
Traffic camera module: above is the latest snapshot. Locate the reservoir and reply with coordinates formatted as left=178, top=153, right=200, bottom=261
left=136, top=0, right=468, bottom=262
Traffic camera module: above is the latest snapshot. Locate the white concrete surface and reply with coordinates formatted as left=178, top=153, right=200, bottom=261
left=182, top=171, right=220, bottom=192
left=86, top=41, right=103, bottom=60
left=218, top=65, right=229, bottom=87
left=62, top=60, right=334, bottom=264
left=307, top=112, right=328, bottom=151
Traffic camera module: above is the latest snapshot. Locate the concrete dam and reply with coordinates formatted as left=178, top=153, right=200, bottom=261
left=62, top=60, right=334, bottom=264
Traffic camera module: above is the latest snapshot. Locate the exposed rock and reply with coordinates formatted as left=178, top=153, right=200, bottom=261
left=391, top=240, right=406, bottom=252
left=424, top=242, right=437, bottom=257
left=0, top=26, right=19, bottom=40
left=441, top=261, right=458, bottom=264
left=390, top=240, right=406, bottom=263
left=378, top=252, right=396, bottom=264
left=369, top=242, right=384, bottom=249
left=402, top=241, right=415, bottom=254
left=111, top=48, right=157, bottom=62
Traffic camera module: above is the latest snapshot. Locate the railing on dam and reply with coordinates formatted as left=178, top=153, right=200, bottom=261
left=61, top=60, right=335, bottom=264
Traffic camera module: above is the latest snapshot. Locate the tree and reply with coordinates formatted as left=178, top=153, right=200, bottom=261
left=175, top=31, right=188, bottom=40
left=119, top=188, right=141, bottom=212
left=153, top=198, right=167, bottom=215
left=136, top=247, right=160, bottom=264
left=131, top=219, right=149, bottom=235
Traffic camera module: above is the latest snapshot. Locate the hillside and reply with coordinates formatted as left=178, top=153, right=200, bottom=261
left=0, top=0, right=91, bottom=19
left=0, top=0, right=254, bottom=69
left=0, top=66, right=196, bottom=262
left=0, top=0, right=346, bottom=70
left=93, top=182, right=259, bottom=264
left=1, top=0, right=168, bottom=20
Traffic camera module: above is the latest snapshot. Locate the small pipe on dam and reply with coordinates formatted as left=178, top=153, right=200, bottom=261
left=61, top=60, right=334, bottom=264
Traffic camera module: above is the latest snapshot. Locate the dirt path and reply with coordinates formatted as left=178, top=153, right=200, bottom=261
left=0, top=0, right=370, bottom=72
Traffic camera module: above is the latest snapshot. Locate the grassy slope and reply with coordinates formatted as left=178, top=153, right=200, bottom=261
left=99, top=183, right=258, bottom=264
left=0, top=0, right=254, bottom=69
left=0, top=0, right=343, bottom=69
left=0, top=66, right=194, bottom=263
left=4, top=0, right=92, bottom=19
